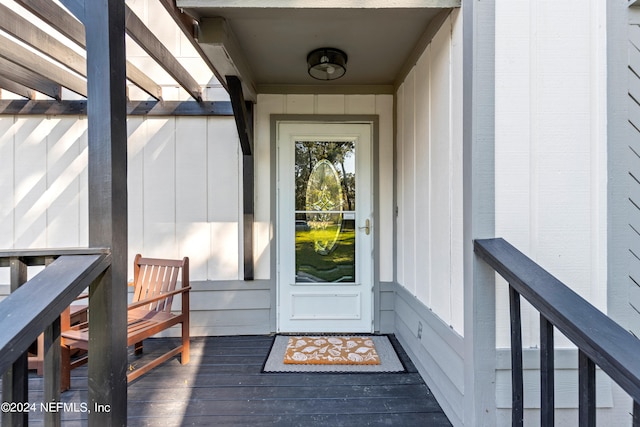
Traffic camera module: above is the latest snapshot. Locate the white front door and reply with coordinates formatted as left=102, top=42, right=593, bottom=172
left=277, top=122, right=374, bottom=333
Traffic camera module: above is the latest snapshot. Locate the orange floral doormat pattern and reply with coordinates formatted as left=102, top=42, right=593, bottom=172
left=283, top=336, right=381, bottom=365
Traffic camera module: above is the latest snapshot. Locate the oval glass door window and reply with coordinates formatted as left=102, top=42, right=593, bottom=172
left=295, top=141, right=356, bottom=283
left=305, top=159, right=343, bottom=255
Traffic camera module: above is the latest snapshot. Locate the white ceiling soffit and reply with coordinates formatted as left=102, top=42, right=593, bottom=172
left=178, top=1, right=460, bottom=97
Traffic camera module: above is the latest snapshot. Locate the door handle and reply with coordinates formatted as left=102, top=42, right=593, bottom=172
left=358, top=219, right=370, bottom=235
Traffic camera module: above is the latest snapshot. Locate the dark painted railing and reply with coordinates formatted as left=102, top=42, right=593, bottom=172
left=475, top=238, right=640, bottom=427
left=0, top=249, right=110, bottom=426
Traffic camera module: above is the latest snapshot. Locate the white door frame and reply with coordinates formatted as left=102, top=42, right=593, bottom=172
left=275, top=118, right=377, bottom=333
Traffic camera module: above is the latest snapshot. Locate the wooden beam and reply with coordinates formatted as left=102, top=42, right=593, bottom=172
left=85, top=0, right=128, bottom=423
left=15, top=0, right=163, bottom=100
left=124, top=5, right=202, bottom=101
left=242, top=114, right=255, bottom=281
left=0, top=57, right=62, bottom=100
left=0, top=3, right=86, bottom=76
left=0, top=33, right=87, bottom=97
left=226, top=75, right=252, bottom=155
left=0, top=76, right=35, bottom=100
left=157, top=0, right=228, bottom=92
left=0, top=100, right=233, bottom=116
left=14, top=0, right=85, bottom=49
left=125, top=62, right=163, bottom=100
left=226, top=75, right=254, bottom=280
left=199, top=17, right=257, bottom=102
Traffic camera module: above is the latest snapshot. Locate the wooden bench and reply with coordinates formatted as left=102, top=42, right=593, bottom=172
left=28, top=302, right=87, bottom=375
left=61, top=254, right=190, bottom=390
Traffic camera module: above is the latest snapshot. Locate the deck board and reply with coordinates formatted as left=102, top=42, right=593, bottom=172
left=2, top=335, right=451, bottom=426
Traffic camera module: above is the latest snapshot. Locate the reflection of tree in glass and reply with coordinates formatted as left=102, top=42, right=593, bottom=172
left=295, top=141, right=355, bottom=211
left=306, top=160, right=343, bottom=230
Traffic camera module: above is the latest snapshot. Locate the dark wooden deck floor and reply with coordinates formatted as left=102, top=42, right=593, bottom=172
left=6, top=335, right=451, bottom=426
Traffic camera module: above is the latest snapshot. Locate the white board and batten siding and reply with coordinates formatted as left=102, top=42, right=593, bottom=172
left=494, top=0, right=624, bottom=424
left=393, top=10, right=465, bottom=427
left=628, top=19, right=640, bottom=340
left=0, top=117, right=89, bottom=290
left=0, top=115, right=273, bottom=336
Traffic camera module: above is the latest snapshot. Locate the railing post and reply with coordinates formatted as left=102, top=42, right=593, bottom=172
left=43, top=316, right=62, bottom=427
left=41, top=255, right=61, bottom=425
left=2, top=257, right=28, bottom=427
left=540, top=314, right=555, bottom=426
left=509, top=286, right=524, bottom=426
left=578, top=350, right=596, bottom=427
left=633, top=400, right=640, bottom=427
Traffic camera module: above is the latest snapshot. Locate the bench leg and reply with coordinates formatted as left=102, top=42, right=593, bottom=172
left=181, top=320, right=190, bottom=365
left=134, top=341, right=143, bottom=355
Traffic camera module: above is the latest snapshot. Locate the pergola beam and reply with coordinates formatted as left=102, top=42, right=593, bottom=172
left=0, top=76, right=35, bottom=100
left=0, top=100, right=233, bottom=116
left=0, top=57, right=62, bottom=100
left=15, top=0, right=85, bottom=50
left=0, top=3, right=86, bottom=77
left=16, top=0, right=163, bottom=101
left=0, top=34, right=86, bottom=97
left=124, top=5, right=202, bottom=101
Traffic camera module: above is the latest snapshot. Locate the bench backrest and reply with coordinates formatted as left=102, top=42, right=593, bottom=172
left=132, top=254, right=189, bottom=313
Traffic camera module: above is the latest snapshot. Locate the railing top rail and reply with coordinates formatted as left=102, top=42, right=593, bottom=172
left=475, top=238, right=640, bottom=402
left=0, top=253, right=111, bottom=375
left=0, top=247, right=109, bottom=267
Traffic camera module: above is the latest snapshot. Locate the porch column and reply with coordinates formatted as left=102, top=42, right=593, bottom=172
left=462, top=0, right=497, bottom=425
left=85, top=0, right=128, bottom=425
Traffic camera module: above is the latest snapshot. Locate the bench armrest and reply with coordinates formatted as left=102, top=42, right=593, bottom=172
left=127, top=286, right=192, bottom=311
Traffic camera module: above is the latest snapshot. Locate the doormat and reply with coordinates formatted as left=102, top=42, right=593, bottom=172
left=262, top=335, right=405, bottom=373
left=285, top=336, right=380, bottom=365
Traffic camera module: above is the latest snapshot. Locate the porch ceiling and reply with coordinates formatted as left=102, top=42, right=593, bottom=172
left=178, top=1, right=459, bottom=95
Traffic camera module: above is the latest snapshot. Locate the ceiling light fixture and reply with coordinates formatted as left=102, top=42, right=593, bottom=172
left=307, top=48, right=348, bottom=81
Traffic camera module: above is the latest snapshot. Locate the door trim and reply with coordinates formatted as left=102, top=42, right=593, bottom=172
left=270, top=115, right=381, bottom=332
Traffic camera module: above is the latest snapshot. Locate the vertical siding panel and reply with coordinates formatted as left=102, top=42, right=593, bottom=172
left=46, top=118, right=84, bottom=247
left=316, top=94, right=345, bottom=114
left=429, top=22, right=452, bottom=323
left=414, top=46, right=431, bottom=305
left=0, top=118, right=11, bottom=285
left=0, top=118, right=15, bottom=250
left=396, top=85, right=405, bottom=286
left=402, top=71, right=416, bottom=295
left=143, top=117, right=177, bottom=258
left=14, top=118, right=50, bottom=248
left=285, top=94, right=314, bottom=114
left=450, top=10, right=465, bottom=333
left=77, top=118, right=88, bottom=247
left=376, top=94, right=394, bottom=282
left=207, top=118, right=240, bottom=280
left=495, top=0, right=533, bottom=347
left=346, top=95, right=376, bottom=114
left=254, top=94, right=284, bottom=280
left=127, top=117, right=146, bottom=267
left=176, top=117, right=210, bottom=281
